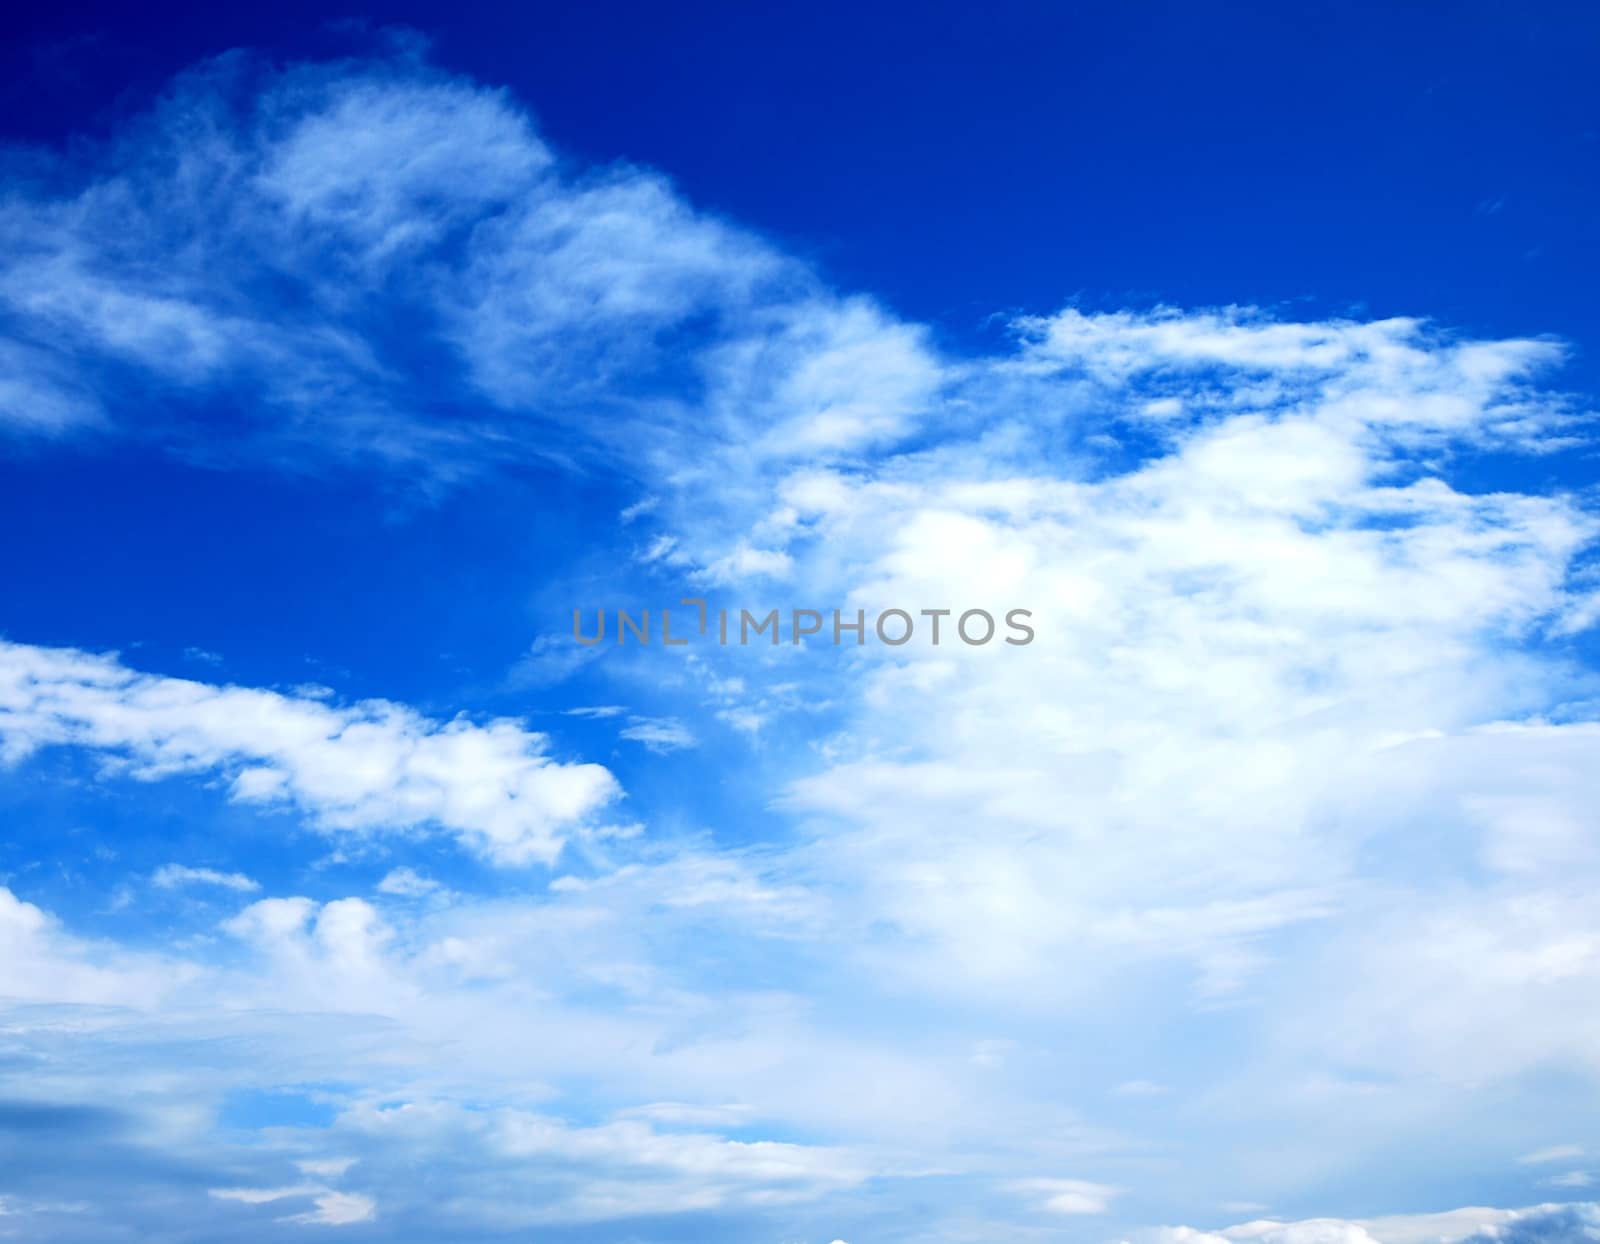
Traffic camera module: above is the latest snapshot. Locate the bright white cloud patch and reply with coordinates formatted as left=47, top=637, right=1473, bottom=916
left=0, top=640, right=619, bottom=863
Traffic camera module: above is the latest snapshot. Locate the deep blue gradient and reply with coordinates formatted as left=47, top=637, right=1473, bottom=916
left=6, top=1, right=1598, bottom=375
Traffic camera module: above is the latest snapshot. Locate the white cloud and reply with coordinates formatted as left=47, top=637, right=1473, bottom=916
left=376, top=867, right=443, bottom=898
left=296, top=1158, right=357, bottom=1179
left=258, top=76, right=549, bottom=263
left=300, top=1097, right=877, bottom=1226
left=492, top=1110, right=869, bottom=1207
left=668, top=302, right=1600, bottom=1038
left=0, top=640, right=619, bottom=864
left=619, top=715, right=698, bottom=754
left=1518, top=1144, right=1583, bottom=1165
left=211, top=1184, right=323, bottom=1205
left=211, top=1182, right=376, bottom=1226
left=1139, top=1203, right=1600, bottom=1244
left=507, top=634, right=605, bottom=689
left=284, top=1190, right=377, bottom=1226
left=223, top=897, right=396, bottom=1003
left=0, top=53, right=892, bottom=482
left=1011, top=1177, right=1122, bottom=1214
left=152, top=864, right=260, bottom=892
left=613, top=1101, right=755, bottom=1128
left=0, top=338, right=105, bottom=433
left=0, top=884, right=190, bottom=1007
left=706, top=296, right=943, bottom=456
left=693, top=543, right=796, bottom=585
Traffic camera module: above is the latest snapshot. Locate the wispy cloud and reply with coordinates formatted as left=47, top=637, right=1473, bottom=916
left=1518, top=1144, right=1583, bottom=1165
left=375, top=867, right=443, bottom=898
left=619, top=715, right=698, bottom=753
left=152, top=863, right=259, bottom=892
left=1009, top=1177, right=1122, bottom=1215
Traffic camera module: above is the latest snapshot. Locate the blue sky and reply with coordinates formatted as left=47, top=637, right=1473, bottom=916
left=2, top=5, right=1600, bottom=1242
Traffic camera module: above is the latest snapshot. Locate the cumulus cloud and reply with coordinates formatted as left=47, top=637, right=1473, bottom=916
left=0, top=884, right=190, bottom=1007
left=635, top=296, right=1600, bottom=1063
left=0, top=867, right=916, bottom=1237
left=0, top=639, right=619, bottom=864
